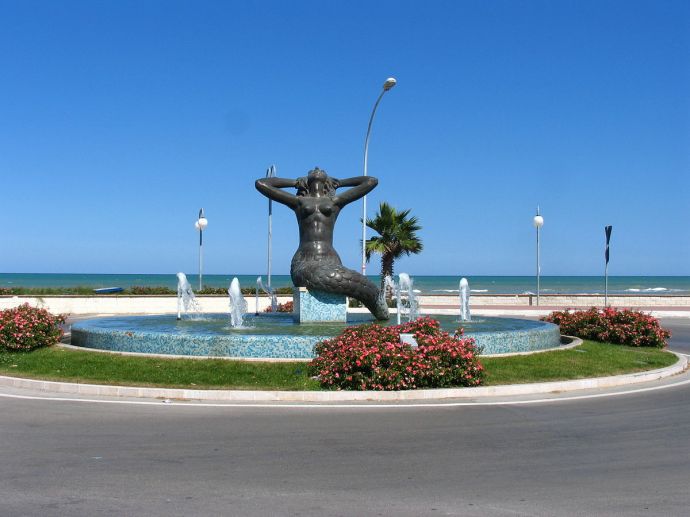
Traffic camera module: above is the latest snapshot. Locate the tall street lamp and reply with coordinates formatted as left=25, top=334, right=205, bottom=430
left=533, top=207, right=544, bottom=305
left=265, top=165, right=276, bottom=292
left=195, top=208, right=208, bottom=290
left=361, top=76, right=397, bottom=275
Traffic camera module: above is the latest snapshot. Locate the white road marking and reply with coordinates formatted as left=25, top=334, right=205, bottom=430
left=1, top=374, right=690, bottom=409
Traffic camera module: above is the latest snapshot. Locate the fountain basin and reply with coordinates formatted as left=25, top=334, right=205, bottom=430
left=70, top=314, right=561, bottom=359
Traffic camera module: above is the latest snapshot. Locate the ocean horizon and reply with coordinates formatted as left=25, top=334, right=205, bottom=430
left=2, top=273, right=689, bottom=296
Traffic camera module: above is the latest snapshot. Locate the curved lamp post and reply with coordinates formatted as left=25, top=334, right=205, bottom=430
left=533, top=207, right=544, bottom=305
left=195, top=208, right=208, bottom=290
left=265, top=165, right=276, bottom=292
left=361, top=77, right=397, bottom=275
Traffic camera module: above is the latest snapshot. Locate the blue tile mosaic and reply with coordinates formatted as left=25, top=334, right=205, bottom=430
left=294, top=288, right=347, bottom=323
left=463, top=323, right=561, bottom=354
left=70, top=314, right=561, bottom=359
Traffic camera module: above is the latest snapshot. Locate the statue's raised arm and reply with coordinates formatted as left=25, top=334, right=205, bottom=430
left=254, top=177, right=299, bottom=208
left=332, top=176, right=378, bottom=208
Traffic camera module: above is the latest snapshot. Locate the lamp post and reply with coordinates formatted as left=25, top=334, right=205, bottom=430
left=195, top=208, right=208, bottom=290
left=265, top=165, right=276, bottom=291
left=533, top=207, right=544, bottom=305
left=361, top=76, right=397, bottom=275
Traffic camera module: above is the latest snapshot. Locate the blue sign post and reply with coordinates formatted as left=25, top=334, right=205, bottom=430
left=605, top=225, right=613, bottom=306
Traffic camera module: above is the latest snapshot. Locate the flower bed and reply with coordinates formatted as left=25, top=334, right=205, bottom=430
left=264, top=300, right=294, bottom=313
left=542, top=307, right=670, bottom=348
left=308, top=317, right=484, bottom=390
left=0, top=304, right=65, bottom=352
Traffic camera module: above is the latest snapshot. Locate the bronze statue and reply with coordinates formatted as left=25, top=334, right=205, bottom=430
left=255, top=167, right=389, bottom=320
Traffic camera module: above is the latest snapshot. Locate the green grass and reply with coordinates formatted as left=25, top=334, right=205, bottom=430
left=480, top=340, right=677, bottom=385
left=0, top=341, right=678, bottom=390
left=0, top=286, right=295, bottom=296
left=0, top=286, right=176, bottom=296
left=0, top=286, right=105, bottom=296
left=0, top=348, right=320, bottom=390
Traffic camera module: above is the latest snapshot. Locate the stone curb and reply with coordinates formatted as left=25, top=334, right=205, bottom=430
left=0, top=352, right=686, bottom=403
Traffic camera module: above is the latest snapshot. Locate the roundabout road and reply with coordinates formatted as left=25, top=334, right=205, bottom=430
left=1, top=320, right=689, bottom=516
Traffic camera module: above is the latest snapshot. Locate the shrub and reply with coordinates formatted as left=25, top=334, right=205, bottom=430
left=250, top=286, right=293, bottom=295
left=308, top=317, right=484, bottom=390
left=128, top=286, right=176, bottom=295
left=197, top=286, right=228, bottom=295
left=0, top=304, right=66, bottom=351
left=264, top=301, right=294, bottom=313
left=543, top=307, right=670, bottom=348
left=198, top=286, right=294, bottom=295
left=270, top=287, right=294, bottom=295
left=0, top=286, right=97, bottom=295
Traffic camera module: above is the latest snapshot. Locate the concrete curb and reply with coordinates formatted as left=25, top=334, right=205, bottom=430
left=0, top=352, right=686, bottom=403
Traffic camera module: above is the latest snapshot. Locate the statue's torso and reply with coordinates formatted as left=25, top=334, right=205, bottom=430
left=296, top=196, right=340, bottom=248
left=292, top=196, right=342, bottom=269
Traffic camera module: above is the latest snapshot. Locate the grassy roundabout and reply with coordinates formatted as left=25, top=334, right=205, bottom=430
left=0, top=341, right=677, bottom=391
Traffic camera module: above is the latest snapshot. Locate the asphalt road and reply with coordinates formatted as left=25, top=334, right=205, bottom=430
left=1, top=319, right=689, bottom=516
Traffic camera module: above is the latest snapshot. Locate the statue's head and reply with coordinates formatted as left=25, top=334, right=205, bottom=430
left=307, top=167, right=327, bottom=184
left=297, top=167, right=337, bottom=197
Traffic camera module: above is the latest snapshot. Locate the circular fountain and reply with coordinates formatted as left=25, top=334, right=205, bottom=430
left=70, top=312, right=561, bottom=359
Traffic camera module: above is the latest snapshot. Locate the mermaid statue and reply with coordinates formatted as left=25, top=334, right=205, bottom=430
left=255, top=167, right=389, bottom=320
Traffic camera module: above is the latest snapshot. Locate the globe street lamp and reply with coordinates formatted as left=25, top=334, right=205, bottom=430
left=195, top=208, right=208, bottom=290
left=361, top=77, right=397, bottom=275
left=533, top=207, right=544, bottom=306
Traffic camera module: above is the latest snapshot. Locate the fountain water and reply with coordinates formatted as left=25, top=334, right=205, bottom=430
left=383, top=275, right=400, bottom=324
left=228, top=277, right=248, bottom=328
left=176, top=272, right=202, bottom=320
left=388, top=273, right=418, bottom=324
left=256, top=276, right=277, bottom=313
left=254, top=276, right=260, bottom=315
left=459, top=277, right=471, bottom=322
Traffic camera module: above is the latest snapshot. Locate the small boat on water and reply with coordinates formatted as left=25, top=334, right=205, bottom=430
left=93, top=287, right=124, bottom=294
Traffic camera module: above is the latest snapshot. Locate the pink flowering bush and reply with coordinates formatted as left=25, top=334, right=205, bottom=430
left=264, top=301, right=294, bottom=313
left=308, top=317, right=484, bottom=390
left=0, top=304, right=65, bottom=352
left=543, top=307, right=670, bottom=348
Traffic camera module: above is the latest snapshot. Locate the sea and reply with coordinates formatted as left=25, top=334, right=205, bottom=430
left=2, top=273, right=689, bottom=295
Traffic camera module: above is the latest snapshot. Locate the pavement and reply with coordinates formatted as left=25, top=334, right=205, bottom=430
left=422, top=304, right=690, bottom=318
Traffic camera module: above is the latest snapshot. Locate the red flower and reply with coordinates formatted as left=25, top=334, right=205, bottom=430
left=308, top=318, right=484, bottom=391
left=542, top=307, right=670, bottom=348
left=0, top=304, right=65, bottom=351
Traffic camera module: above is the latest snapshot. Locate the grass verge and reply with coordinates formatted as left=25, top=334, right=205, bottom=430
left=0, top=341, right=678, bottom=390
left=0, top=348, right=320, bottom=390
left=481, top=341, right=677, bottom=385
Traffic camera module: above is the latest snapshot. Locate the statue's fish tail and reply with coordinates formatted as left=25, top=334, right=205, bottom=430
left=292, top=262, right=389, bottom=320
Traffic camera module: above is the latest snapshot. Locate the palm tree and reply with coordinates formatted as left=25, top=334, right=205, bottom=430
left=365, top=202, right=423, bottom=293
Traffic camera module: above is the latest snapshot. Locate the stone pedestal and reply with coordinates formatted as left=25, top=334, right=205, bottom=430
left=293, top=287, right=347, bottom=323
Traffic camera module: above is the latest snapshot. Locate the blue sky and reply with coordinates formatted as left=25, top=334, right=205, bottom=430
left=1, top=0, right=688, bottom=276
